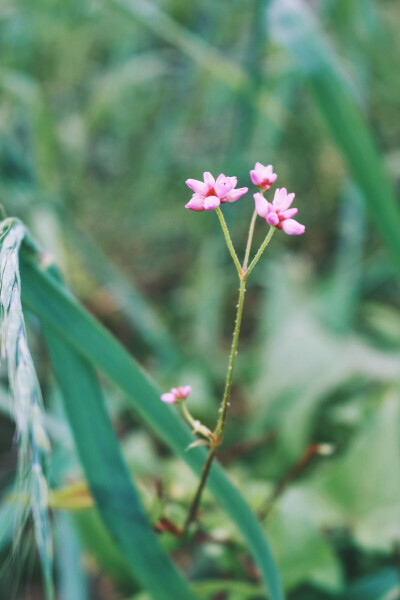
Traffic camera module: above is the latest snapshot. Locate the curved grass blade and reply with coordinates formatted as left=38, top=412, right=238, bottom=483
left=268, top=0, right=400, bottom=277
left=45, top=330, right=198, bottom=600
left=20, top=254, right=284, bottom=600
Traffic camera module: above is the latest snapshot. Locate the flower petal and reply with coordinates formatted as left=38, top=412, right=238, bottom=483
left=185, top=194, right=205, bottom=211
left=179, top=386, right=191, bottom=398
left=273, top=188, right=295, bottom=211
left=254, top=192, right=270, bottom=218
left=281, top=219, right=305, bottom=235
left=161, top=392, right=177, bottom=404
left=214, top=174, right=237, bottom=198
left=224, top=187, right=248, bottom=203
left=281, top=207, right=298, bottom=219
left=204, top=195, right=221, bottom=210
left=203, top=172, right=215, bottom=187
left=185, top=178, right=209, bottom=195
left=250, top=169, right=263, bottom=186
left=266, top=212, right=279, bottom=226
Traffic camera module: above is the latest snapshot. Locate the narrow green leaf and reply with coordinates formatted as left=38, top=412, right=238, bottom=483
left=55, top=514, right=89, bottom=600
left=45, top=330, right=198, bottom=600
left=20, top=255, right=284, bottom=600
left=268, top=0, right=400, bottom=277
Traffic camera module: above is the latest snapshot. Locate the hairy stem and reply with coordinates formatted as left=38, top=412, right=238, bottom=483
left=245, top=226, right=275, bottom=279
left=214, top=277, right=246, bottom=439
left=183, top=277, right=246, bottom=533
left=182, top=445, right=217, bottom=533
left=215, top=207, right=242, bottom=277
left=242, top=209, right=257, bottom=274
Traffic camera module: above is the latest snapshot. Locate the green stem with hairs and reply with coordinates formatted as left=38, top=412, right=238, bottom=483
left=215, top=207, right=242, bottom=277
left=183, top=277, right=246, bottom=533
left=242, top=209, right=257, bottom=273
left=183, top=211, right=274, bottom=534
left=245, top=226, right=275, bottom=279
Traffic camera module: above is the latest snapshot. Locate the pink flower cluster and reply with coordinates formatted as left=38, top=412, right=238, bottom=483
left=185, top=162, right=305, bottom=235
left=161, top=385, right=191, bottom=404
left=254, top=189, right=305, bottom=235
left=185, top=172, right=248, bottom=211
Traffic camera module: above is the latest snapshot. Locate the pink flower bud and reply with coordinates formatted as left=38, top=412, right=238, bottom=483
left=250, top=162, right=277, bottom=191
left=161, top=385, right=192, bottom=404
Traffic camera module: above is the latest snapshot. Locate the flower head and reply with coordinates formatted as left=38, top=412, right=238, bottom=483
left=185, top=172, right=248, bottom=211
left=161, top=385, right=191, bottom=404
left=250, top=162, right=277, bottom=191
left=254, top=188, right=305, bottom=235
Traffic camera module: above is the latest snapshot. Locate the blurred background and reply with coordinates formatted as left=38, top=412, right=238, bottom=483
left=1, top=0, right=400, bottom=598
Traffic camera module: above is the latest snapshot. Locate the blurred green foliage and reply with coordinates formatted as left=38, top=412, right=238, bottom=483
left=1, top=0, right=400, bottom=598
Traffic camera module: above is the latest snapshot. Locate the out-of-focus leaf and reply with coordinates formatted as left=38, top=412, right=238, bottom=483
left=309, top=391, right=400, bottom=552
left=55, top=514, right=89, bottom=600
left=252, top=258, right=400, bottom=457
left=268, top=0, right=400, bottom=277
left=341, top=568, right=399, bottom=600
left=266, top=488, right=342, bottom=592
left=74, top=507, right=138, bottom=591
left=45, top=330, right=198, bottom=600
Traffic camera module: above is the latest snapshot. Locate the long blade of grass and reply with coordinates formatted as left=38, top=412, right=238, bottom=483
left=268, top=0, right=400, bottom=277
left=45, top=329, right=198, bottom=600
left=20, top=254, right=284, bottom=600
left=55, top=514, right=89, bottom=600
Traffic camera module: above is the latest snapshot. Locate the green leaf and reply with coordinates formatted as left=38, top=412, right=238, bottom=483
left=55, top=514, right=89, bottom=600
left=268, top=0, right=400, bottom=277
left=341, top=568, right=399, bottom=600
left=20, top=254, right=284, bottom=600
left=45, top=329, right=198, bottom=600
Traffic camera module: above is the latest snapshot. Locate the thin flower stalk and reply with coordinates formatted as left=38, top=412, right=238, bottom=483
left=242, top=209, right=257, bottom=274
left=183, top=276, right=246, bottom=533
left=215, top=207, right=242, bottom=276
left=245, top=226, right=275, bottom=279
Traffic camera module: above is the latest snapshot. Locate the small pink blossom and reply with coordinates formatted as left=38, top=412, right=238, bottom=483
left=185, top=172, right=248, bottom=211
left=254, top=188, right=305, bottom=235
left=161, top=385, right=192, bottom=404
left=250, top=162, right=277, bottom=191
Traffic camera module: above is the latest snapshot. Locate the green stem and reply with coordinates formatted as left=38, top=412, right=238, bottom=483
left=182, top=445, right=217, bottom=534
left=180, top=402, right=198, bottom=430
left=215, top=276, right=246, bottom=438
left=180, top=402, right=212, bottom=440
left=215, top=207, right=242, bottom=277
left=245, top=226, right=275, bottom=279
left=183, top=277, right=247, bottom=533
left=242, top=209, right=257, bottom=274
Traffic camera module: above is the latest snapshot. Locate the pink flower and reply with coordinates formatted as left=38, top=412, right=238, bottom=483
left=254, top=188, right=305, bottom=235
left=250, top=162, right=277, bottom=191
left=185, top=172, right=248, bottom=211
left=161, top=385, right=192, bottom=404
